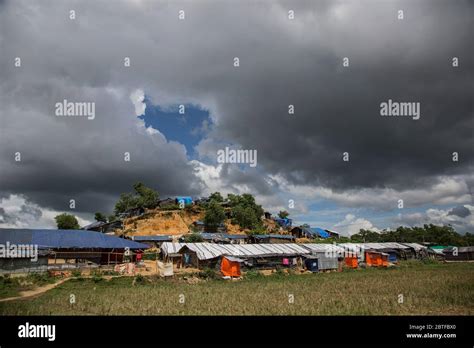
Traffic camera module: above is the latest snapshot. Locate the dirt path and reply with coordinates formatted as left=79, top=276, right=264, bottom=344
left=0, top=278, right=69, bottom=303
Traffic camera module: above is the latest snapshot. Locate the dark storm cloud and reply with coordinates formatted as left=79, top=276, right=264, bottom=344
left=448, top=205, right=471, bottom=218
left=0, top=0, right=472, bottom=217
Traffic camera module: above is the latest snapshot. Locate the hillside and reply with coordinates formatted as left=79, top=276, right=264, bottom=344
left=121, top=209, right=203, bottom=236
left=119, top=208, right=282, bottom=237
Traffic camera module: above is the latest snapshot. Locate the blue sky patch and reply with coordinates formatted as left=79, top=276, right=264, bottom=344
left=139, top=98, right=211, bottom=157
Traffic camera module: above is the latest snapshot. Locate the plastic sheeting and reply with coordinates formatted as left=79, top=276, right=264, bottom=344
left=161, top=242, right=311, bottom=260
left=0, top=228, right=149, bottom=250
left=157, top=260, right=174, bottom=276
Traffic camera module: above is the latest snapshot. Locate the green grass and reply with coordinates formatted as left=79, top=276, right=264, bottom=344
left=0, top=273, right=57, bottom=299
left=0, top=262, right=473, bottom=315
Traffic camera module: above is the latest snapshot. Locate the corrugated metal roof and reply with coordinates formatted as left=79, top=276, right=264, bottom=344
left=0, top=228, right=149, bottom=250
left=301, top=243, right=344, bottom=253
left=160, top=242, right=311, bottom=260
left=402, top=242, right=427, bottom=251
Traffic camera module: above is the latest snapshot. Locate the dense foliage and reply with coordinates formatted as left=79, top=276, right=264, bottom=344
left=227, top=193, right=264, bottom=229
left=54, top=213, right=80, bottom=229
left=350, top=224, right=474, bottom=246
left=203, top=200, right=226, bottom=228
left=114, top=182, right=159, bottom=215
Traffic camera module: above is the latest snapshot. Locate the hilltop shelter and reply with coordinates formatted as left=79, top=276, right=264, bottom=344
left=290, top=227, right=330, bottom=239
left=274, top=218, right=292, bottom=228
left=251, top=234, right=295, bottom=244
left=0, top=228, right=149, bottom=273
left=175, top=196, right=193, bottom=206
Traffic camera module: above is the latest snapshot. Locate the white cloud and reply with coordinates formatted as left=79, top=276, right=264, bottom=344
left=130, top=89, right=146, bottom=116
left=333, top=214, right=380, bottom=236
left=398, top=205, right=474, bottom=233
left=0, top=194, right=91, bottom=229
left=272, top=174, right=473, bottom=211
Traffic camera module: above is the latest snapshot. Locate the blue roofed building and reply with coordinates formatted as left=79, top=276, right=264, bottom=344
left=291, top=226, right=333, bottom=239
left=0, top=228, right=149, bottom=273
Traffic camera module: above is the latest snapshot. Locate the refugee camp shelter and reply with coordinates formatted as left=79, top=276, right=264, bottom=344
left=220, top=256, right=243, bottom=277
left=365, top=251, right=388, bottom=267
left=429, top=245, right=451, bottom=259
left=300, top=244, right=342, bottom=271
left=274, top=218, right=292, bottom=228
left=160, top=242, right=310, bottom=270
left=200, top=233, right=248, bottom=244
left=81, top=220, right=123, bottom=234
left=304, top=257, right=319, bottom=272
left=0, top=228, right=149, bottom=273
left=345, top=256, right=358, bottom=268
left=325, top=229, right=340, bottom=238
left=175, top=196, right=193, bottom=206
left=157, top=197, right=176, bottom=208
left=131, top=235, right=173, bottom=247
left=443, top=246, right=474, bottom=261
left=251, top=234, right=295, bottom=244
left=402, top=243, right=427, bottom=259
left=290, top=227, right=330, bottom=239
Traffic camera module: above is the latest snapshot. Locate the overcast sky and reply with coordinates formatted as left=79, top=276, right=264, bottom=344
left=0, top=0, right=473, bottom=235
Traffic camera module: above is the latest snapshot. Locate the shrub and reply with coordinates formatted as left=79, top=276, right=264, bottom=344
left=133, top=274, right=146, bottom=285
left=198, top=268, right=218, bottom=280
left=71, top=269, right=82, bottom=278
left=244, top=269, right=262, bottom=279
left=183, top=233, right=204, bottom=243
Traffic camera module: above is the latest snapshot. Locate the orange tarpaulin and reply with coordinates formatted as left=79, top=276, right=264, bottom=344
left=365, top=252, right=388, bottom=267
left=345, top=256, right=358, bottom=268
left=221, top=256, right=241, bottom=277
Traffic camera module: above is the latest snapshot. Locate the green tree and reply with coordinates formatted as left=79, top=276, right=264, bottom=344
left=94, top=212, right=107, bottom=223
left=133, top=182, right=159, bottom=209
left=114, top=192, right=138, bottom=215
left=55, top=213, right=80, bottom=229
left=209, top=192, right=224, bottom=203
left=232, top=205, right=261, bottom=230
left=114, top=182, right=160, bottom=215
left=227, top=193, right=264, bottom=230
left=246, top=225, right=267, bottom=236
left=349, top=224, right=470, bottom=245
left=278, top=210, right=289, bottom=219
left=204, top=201, right=226, bottom=228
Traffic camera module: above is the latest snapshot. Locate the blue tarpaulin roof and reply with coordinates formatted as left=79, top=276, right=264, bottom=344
left=302, top=228, right=330, bottom=239
left=175, top=196, right=193, bottom=205
left=0, top=228, right=149, bottom=250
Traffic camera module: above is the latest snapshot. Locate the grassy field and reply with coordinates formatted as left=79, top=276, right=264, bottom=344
left=0, top=261, right=473, bottom=315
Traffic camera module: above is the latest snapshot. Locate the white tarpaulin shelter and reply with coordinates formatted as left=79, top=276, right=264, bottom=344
left=160, top=242, right=311, bottom=261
